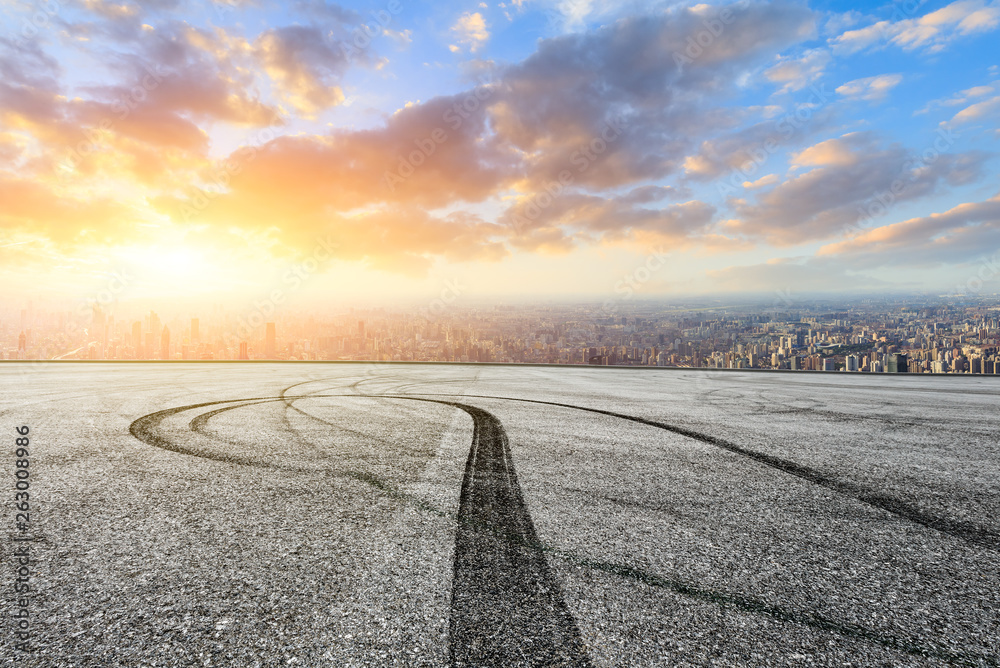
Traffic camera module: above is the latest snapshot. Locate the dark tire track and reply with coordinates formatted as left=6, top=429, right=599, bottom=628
left=131, top=392, right=591, bottom=666
left=416, top=399, right=591, bottom=668
left=127, top=392, right=999, bottom=665
left=398, top=393, right=999, bottom=551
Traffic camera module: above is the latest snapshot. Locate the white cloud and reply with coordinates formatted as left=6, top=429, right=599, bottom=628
left=831, top=0, right=1000, bottom=54
left=949, top=95, right=1000, bottom=124
left=764, top=49, right=831, bottom=93
left=916, top=84, right=994, bottom=114
left=450, top=12, right=490, bottom=53
left=742, top=174, right=778, bottom=189
left=836, top=73, right=903, bottom=102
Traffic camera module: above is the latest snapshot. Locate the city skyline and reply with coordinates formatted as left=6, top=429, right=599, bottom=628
left=1, top=0, right=999, bottom=305
left=5, top=294, right=999, bottom=376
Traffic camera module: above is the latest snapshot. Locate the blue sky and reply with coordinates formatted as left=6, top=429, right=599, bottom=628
left=0, top=0, right=998, bottom=305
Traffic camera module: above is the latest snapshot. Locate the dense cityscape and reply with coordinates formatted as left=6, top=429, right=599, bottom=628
left=3, top=296, right=999, bottom=374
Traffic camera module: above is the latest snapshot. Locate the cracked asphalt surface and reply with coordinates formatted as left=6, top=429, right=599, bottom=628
left=1, top=363, right=998, bottom=667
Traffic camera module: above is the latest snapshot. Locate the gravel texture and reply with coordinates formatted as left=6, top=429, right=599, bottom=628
left=0, top=363, right=997, bottom=667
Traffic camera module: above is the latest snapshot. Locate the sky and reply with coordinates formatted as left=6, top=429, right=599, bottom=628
left=0, top=0, right=998, bottom=309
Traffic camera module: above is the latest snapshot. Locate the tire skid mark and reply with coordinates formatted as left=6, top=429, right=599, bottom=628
left=405, top=397, right=591, bottom=667
left=127, top=394, right=996, bottom=666
left=280, top=380, right=446, bottom=447
left=132, top=391, right=591, bottom=665
left=276, top=384, right=589, bottom=665
left=722, top=376, right=1000, bottom=397
left=402, top=393, right=999, bottom=551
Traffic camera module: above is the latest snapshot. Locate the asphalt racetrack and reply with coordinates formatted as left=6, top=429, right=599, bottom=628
left=2, top=363, right=999, bottom=666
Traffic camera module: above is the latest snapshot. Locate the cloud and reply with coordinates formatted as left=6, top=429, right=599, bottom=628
left=0, top=174, right=135, bottom=244
left=764, top=48, right=831, bottom=94
left=916, top=84, right=995, bottom=114
left=254, top=26, right=354, bottom=116
left=450, top=12, right=490, bottom=53
left=836, top=73, right=903, bottom=102
left=501, top=191, right=717, bottom=252
left=742, top=173, right=778, bottom=189
left=681, top=101, right=838, bottom=182
left=790, top=136, right=859, bottom=167
left=949, top=95, right=1000, bottom=125
left=493, top=2, right=817, bottom=188
left=706, top=257, right=884, bottom=292
left=817, top=193, right=1000, bottom=268
left=730, top=132, right=990, bottom=244
left=831, top=0, right=1000, bottom=54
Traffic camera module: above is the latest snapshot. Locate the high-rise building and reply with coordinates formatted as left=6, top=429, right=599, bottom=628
left=239, top=341, right=249, bottom=360
left=191, top=318, right=200, bottom=342
left=846, top=354, right=859, bottom=372
left=132, top=321, right=143, bottom=358
left=148, top=311, right=161, bottom=344
left=887, top=352, right=908, bottom=373
left=265, top=322, right=276, bottom=358
left=161, top=326, right=171, bottom=360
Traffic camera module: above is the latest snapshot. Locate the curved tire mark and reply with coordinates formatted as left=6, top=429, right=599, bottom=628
left=407, top=398, right=591, bottom=667
left=132, top=392, right=591, bottom=666
left=128, top=393, right=996, bottom=665
left=395, top=394, right=999, bottom=551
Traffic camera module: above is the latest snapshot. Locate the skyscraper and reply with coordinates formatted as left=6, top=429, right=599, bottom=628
left=239, top=341, right=249, bottom=360
left=265, top=322, right=276, bottom=358
left=132, top=321, right=143, bottom=359
left=888, top=352, right=908, bottom=373
left=191, top=318, right=200, bottom=342
left=161, top=326, right=171, bottom=360
left=148, top=311, right=161, bottom=343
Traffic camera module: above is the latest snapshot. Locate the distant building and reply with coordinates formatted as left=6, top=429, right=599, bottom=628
left=161, top=326, right=170, bottom=360
left=191, top=318, right=200, bottom=342
left=265, top=322, right=276, bottom=358
left=887, top=352, right=908, bottom=373
left=239, top=341, right=249, bottom=360
left=846, top=354, right=859, bottom=372
left=132, top=321, right=143, bottom=358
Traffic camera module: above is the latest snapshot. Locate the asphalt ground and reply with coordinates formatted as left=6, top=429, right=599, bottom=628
left=1, top=363, right=998, bottom=666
